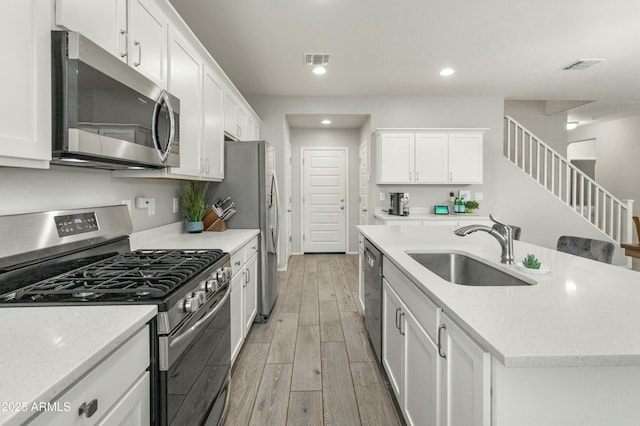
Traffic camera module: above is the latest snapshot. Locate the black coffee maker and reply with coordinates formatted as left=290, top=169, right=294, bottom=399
left=389, top=192, right=409, bottom=216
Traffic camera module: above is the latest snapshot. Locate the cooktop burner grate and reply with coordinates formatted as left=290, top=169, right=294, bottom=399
left=3, top=249, right=224, bottom=303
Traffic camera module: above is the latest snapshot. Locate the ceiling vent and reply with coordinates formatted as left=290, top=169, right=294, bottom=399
left=560, top=59, right=605, bottom=71
left=304, top=53, right=330, bottom=66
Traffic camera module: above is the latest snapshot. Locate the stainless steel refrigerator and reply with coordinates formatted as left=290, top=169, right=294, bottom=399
left=209, top=140, right=279, bottom=322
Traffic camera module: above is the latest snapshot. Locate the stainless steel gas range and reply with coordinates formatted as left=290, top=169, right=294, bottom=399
left=0, top=205, right=231, bottom=426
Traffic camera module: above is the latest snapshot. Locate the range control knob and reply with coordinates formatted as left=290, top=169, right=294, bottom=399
left=193, top=291, right=207, bottom=305
left=183, top=296, right=200, bottom=313
left=217, top=268, right=226, bottom=281
left=223, top=266, right=232, bottom=280
left=201, top=279, right=218, bottom=293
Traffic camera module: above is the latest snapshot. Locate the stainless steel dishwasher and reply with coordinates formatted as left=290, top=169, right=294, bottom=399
left=363, top=239, right=383, bottom=363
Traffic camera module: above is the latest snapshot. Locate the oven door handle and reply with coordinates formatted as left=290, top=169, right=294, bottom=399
left=160, top=286, right=230, bottom=371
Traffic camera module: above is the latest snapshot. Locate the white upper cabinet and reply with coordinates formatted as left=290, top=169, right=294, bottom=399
left=165, top=28, right=203, bottom=177
left=448, top=131, right=483, bottom=184
left=55, top=0, right=127, bottom=61
left=56, top=0, right=167, bottom=87
left=127, top=0, right=168, bottom=87
left=414, top=132, right=448, bottom=183
left=376, top=129, right=486, bottom=184
left=377, top=132, right=414, bottom=183
left=224, top=91, right=258, bottom=141
left=0, top=0, right=51, bottom=169
left=202, top=65, right=224, bottom=180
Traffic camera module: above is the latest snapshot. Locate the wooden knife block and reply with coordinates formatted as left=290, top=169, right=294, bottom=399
left=203, top=209, right=226, bottom=232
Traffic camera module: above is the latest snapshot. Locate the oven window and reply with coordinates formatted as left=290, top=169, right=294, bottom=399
left=166, top=294, right=230, bottom=425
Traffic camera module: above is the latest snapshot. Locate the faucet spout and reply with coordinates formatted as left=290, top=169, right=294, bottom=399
left=454, top=215, right=515, bottom=265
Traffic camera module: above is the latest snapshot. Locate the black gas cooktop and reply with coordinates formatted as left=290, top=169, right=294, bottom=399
left=0, top=249, right=225, bottom=304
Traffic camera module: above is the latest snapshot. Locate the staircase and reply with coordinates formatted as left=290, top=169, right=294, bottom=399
left=503, top=115, right=634, bottom=245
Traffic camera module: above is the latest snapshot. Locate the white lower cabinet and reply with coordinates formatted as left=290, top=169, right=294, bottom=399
left=382, top=258, right=490, bottom=426
left=29, top=326, right=150, bottom=425
left=383, top=280, right=439, bottom=426
left=243, top=253, right=258, bottom=333
left=440, top=312, right=491, bottom=426
left=230, top=271, right=244, bottom=363
left=230, top=236, right=259, bottom=364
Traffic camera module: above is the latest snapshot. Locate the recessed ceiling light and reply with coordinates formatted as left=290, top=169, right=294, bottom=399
left=440, top=68, right=455, bottom=76
left=312, top=66, right=327, bottom=75
left=566, top=122, right=578, bottom=130
left=321, top=119, right=331, bottom=125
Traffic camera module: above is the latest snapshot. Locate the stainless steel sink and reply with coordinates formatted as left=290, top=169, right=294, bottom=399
left=407, top=252, right=536, bottom=286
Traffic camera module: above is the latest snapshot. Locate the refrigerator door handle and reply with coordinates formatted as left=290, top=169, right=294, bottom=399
left=270, top=171, right=281, bottom=253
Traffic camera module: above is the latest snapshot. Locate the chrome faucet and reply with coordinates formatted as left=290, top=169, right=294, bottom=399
left=454, top=214, right=515, bottom=264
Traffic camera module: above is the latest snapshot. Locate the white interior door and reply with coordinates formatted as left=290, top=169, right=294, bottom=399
left=302, top=148, right=347, bottom=253
left=285, top=142, right=292, bottom=263
left=359, top=139, right=369, bottom=225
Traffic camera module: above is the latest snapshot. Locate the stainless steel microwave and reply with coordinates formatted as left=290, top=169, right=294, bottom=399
left=51, top=31, right=180, bottom=169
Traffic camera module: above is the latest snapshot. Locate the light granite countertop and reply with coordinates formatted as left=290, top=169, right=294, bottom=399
left=374, top=207, right=490, bottom=221
left=359, top=224, right=640, bottom=368
left=0, top=305, right=156, bottom=426
left=130, top=222, right=259, bottom=253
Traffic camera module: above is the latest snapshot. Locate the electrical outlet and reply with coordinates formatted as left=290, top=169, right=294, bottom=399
left=475, top=192, right=484, bottom=201
left=379, top=192, right=385, bottom=201
left=135, top=197, right=156, bottom=216
left=459, top=190, right=471, bottom=201
left=173, top=197, right=179, bottom=214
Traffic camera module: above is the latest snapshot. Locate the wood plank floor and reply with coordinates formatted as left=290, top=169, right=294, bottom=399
left=225, top=254, right=402, bottom=426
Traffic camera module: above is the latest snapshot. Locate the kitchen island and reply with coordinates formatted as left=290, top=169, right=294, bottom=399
left=359, top=224, right=640, bottom=426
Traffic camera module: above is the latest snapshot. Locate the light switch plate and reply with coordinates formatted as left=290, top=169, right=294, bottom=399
left=173, top=197, right=179, bottom=213
left=475, top=192, right=484, bottom=201
left=379, top=192, right=385, bottom=201
left=459, top=190, right=471, bottom=201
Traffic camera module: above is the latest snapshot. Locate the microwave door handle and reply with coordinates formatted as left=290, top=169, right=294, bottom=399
left=152, top=90, right=175, bottom=164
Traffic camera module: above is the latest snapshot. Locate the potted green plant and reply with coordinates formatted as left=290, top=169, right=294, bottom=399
left=179, top=181, right=210, bottom=233
left=464, top=200, right=479, bottom=214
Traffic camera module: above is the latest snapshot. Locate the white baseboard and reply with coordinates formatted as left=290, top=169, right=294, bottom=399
left=277, top=266, right=287, bottom=272
left=347, top=251, right=358, bottom=255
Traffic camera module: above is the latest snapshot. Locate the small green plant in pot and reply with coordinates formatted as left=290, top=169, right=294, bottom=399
left=464, top=200, right=479, bottom=214
left=179, top=181, right=210, bottom=233
left=522, top=254, right=541, bottom=270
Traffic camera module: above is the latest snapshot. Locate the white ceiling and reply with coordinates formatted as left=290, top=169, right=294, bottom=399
left=287, top=114, right=369, bottom=129
left=169, top=0, right=640, bottom=120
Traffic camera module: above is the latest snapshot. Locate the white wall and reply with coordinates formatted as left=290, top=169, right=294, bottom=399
left=249, top=95, right=629, bottom=268
left=569, top=115, right=640, bottom=218
left=248, top=95, right=505, bottom=269
left=505, top=100, right=568, bottom=155
left=567, top=139, right=597, bottom=160
left=290, top=129, right=360, bottom=253
left=0, top=166, right=182, bottom=231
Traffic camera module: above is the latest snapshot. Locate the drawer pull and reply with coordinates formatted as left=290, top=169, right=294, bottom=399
left=78, top=399, right=98, bottom=418
left=235, top=260, right=241, bottom=266
left=395, top=307, right=401, bottom=330
left=399, top=312, right=405, bottom=336
left=251, top=246, right=256, bottom=250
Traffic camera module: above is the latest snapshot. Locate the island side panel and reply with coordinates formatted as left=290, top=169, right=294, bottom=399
left=491, top=358, right=640, bottom=426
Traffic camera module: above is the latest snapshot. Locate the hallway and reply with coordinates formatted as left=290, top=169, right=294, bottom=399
left=225, top=254, right=401, bottom=425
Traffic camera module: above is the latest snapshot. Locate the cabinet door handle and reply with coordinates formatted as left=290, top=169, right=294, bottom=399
left=235, top=260, right=241, bottom=266
left=449, top=171, right=453, bottom=182
left=399, top=312, right=405, bottom=336
left=438, top=324, right=447, bottom=358
left=409, top=171, right=412, bottom=181
left=78, top=399, right=98, bottom=418
left=242, top=270, right=247, bottom=287
left=245, top=268, right=250, bottom=285
left=134, top=40, right=142, bottom=66
left=119, top=29, right=128, bottom=58
left=395, top=307, right=401, bottom=330
left=416, top=171, right=420, bottom=181
left=206, top=158, right=210, bottom=173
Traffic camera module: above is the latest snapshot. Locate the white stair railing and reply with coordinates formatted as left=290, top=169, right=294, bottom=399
left=504, top=115, right=634, bottom=245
